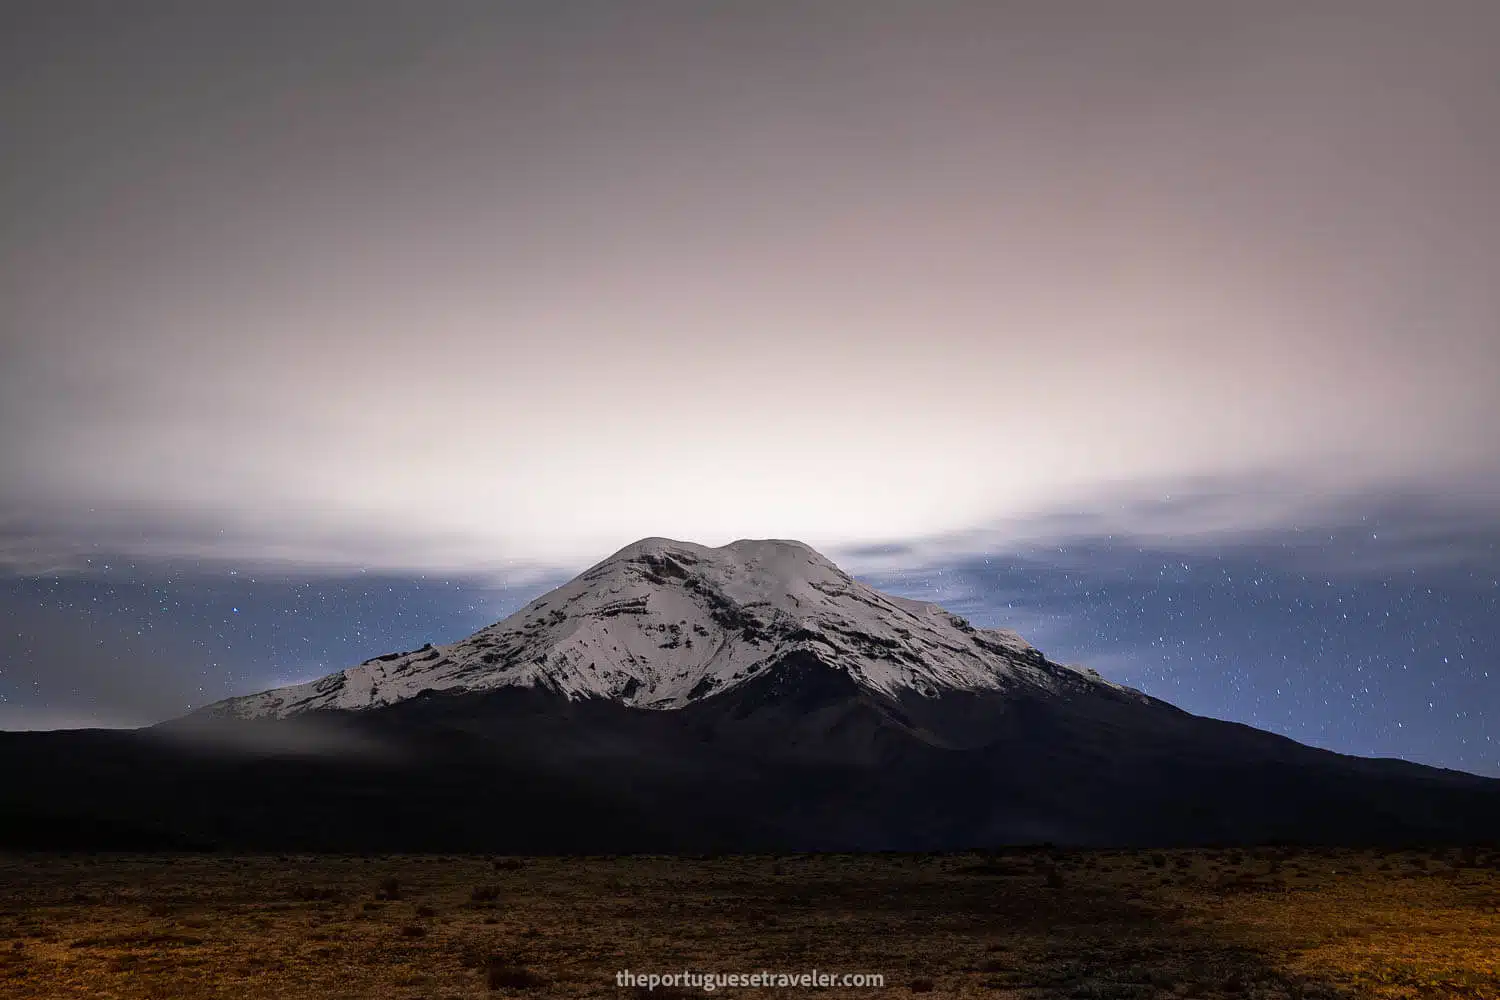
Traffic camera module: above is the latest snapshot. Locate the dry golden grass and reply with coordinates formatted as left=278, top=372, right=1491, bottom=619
left=0, top=848, right=1495, bottom=998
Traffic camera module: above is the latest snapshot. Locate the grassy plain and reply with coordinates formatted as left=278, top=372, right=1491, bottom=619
left=1, top=848, right=1497, bottom=999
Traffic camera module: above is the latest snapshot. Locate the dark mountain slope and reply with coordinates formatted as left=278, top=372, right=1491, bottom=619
left=2, top=650, right=1496, bottom=852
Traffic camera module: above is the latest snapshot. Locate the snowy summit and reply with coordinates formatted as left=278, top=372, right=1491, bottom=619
left=203, top=537, right=1131, bottom=719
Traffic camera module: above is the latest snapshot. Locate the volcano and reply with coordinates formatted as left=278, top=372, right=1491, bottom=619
left=203, top=537, right=1137, bottom=717
left=3, top=538, right=1497, bottom=851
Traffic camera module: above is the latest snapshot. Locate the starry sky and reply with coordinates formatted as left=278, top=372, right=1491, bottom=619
left=2, top=3, right=1498, bottom=774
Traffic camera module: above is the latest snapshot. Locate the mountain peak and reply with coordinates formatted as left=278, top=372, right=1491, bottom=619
left=202, top=537, right=1134, bottom=719
left=598, top=537, right=836, bottom=576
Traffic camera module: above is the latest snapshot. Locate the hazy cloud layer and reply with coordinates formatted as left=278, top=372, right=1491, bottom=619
left=4, top=2, right=1499, bottom=572
left=836, top=472, right=1500, bottom=580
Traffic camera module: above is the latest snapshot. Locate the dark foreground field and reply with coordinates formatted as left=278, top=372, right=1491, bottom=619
left=1, top=850, right=1497, bottom=999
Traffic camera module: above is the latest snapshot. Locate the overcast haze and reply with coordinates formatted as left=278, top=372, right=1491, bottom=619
left=4, top=1, right=1498, bottom=570
left=1, top=3, right=1498, bottom=771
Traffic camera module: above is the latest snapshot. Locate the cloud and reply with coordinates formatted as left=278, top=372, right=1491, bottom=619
left=148, top=714, right=399, bottom=760
left=834, top=471, right=1500, bottom=581
left=4, top=466, right=1497, bottom=598
left=0, top=509, right=568, bottom=586
left=2, top=3, right=1498, bottom=573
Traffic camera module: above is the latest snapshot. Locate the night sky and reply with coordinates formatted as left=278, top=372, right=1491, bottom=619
left=2, top=4, right=1498, bottom=775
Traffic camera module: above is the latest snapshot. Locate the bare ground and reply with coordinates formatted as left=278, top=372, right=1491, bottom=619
left=1, top=848, right=1497, bottom=998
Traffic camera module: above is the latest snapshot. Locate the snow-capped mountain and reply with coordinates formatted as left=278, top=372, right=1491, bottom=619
left=204, top=537, right=1134, bottom=719
left=11, top=537, right=1500, bottom=853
